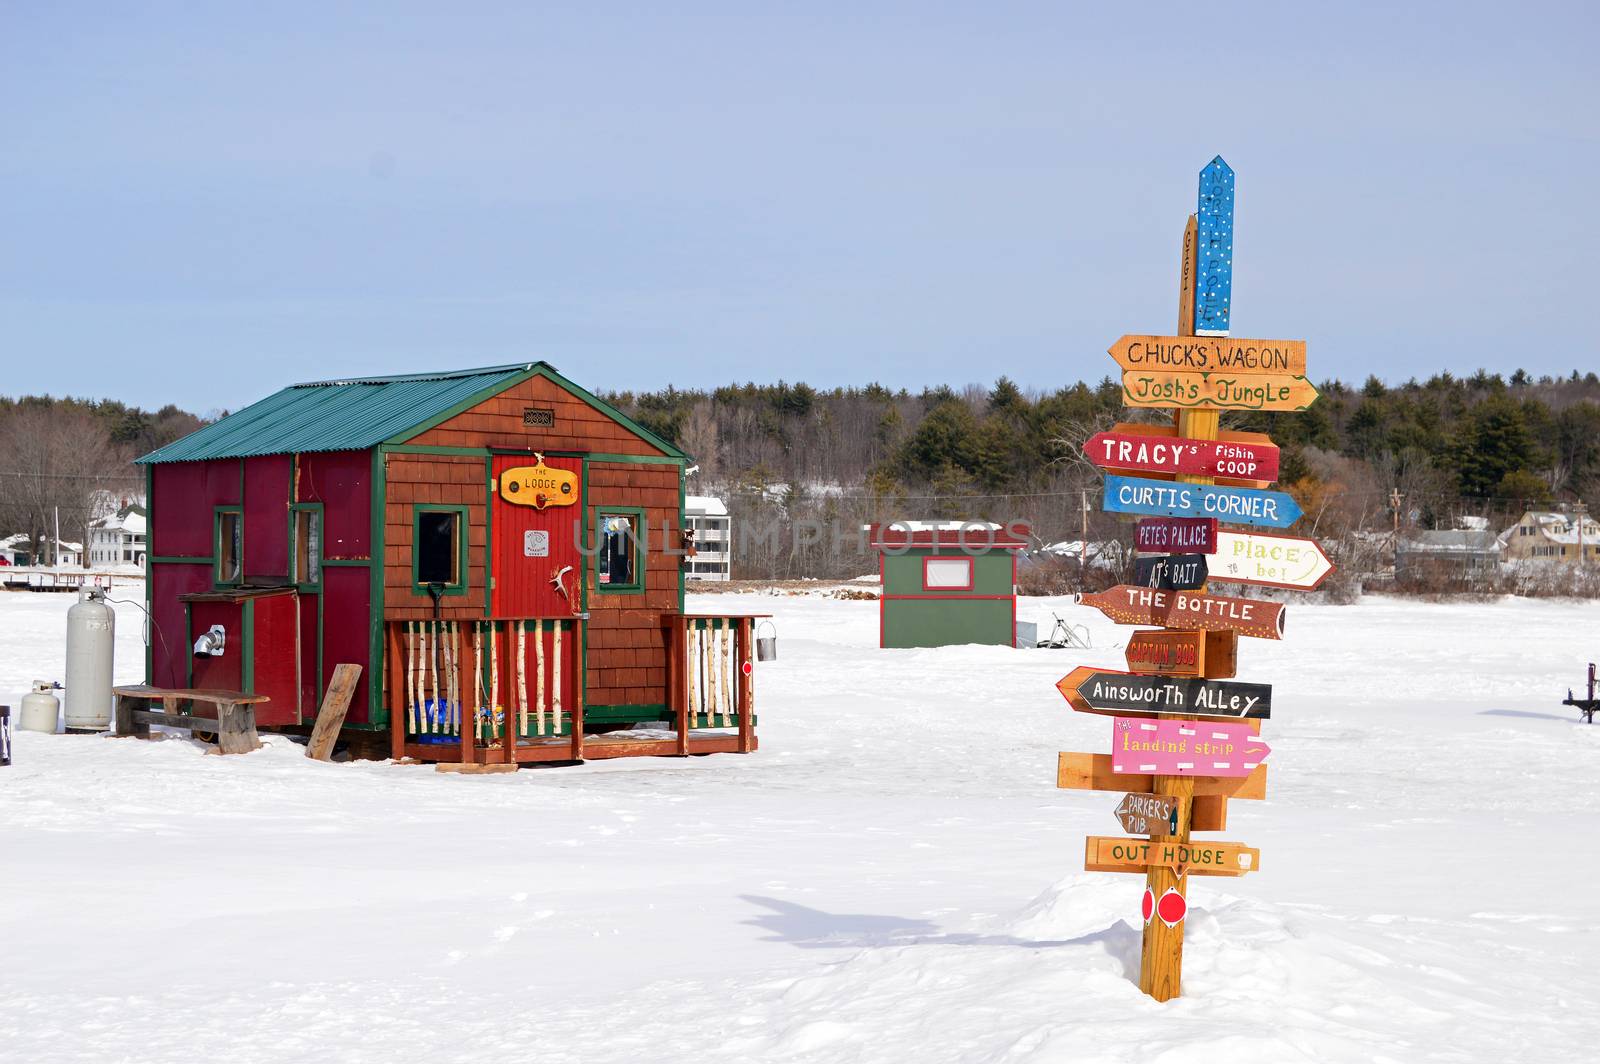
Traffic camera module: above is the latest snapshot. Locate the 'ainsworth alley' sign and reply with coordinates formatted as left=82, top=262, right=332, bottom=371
left=1056, top=667, right=1272, bottom=720
left=1078, top=585, right=1286, bottom=640
left=1103, top=474, right=1303, bottom=529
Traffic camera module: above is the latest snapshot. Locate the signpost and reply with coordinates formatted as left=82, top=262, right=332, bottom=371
left=1136, top=517, right=1218, bottom=554
left=1121, top=371, right=1320, bottom=412
left=1053, top=156, right=1329, bottom=1001
left=1208, top=530, right=1335, bottom=591
left=1103, top=474, right=1303, bottom=529
left=1134, top=553, right=1207, bottom=591
left=1111, top=716, right=1271, bottom=777
left=1115, top=792, right=1180, bottom=837
left=1105, top=335, right=1306, bottom=376
left=1086, top=429, right=1279, bottom=483
left=1078, top=585, right=1286, bottom=640
left=1056, top=667, right=1271, bottom=720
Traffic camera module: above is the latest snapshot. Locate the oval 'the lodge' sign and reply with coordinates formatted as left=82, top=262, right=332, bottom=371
left=499, top=461, right=578, bottom=510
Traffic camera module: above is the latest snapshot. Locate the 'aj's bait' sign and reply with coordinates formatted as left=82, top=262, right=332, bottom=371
left=1135, top=553, right=1207, bottom=591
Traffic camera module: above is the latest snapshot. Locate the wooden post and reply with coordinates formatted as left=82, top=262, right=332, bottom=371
left=676, top=616, right=692, bottom=755
left=500, top=625, right=515, bottom=765
left=736, top=617, right=754, bottom=754
left=1142, top=213, right=1208, bottom=1003
left=308, top=663, right=363, bottom=762
left=215, top=700, right=261, bottom=755
left=569, top=618, right=586, bottom=761
left=461, top=623, right=477, bottom=766
left=388, top=624, right=406, bottom=759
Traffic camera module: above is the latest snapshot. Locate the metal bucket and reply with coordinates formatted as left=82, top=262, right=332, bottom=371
left=755, top=621, right=777, bottom=661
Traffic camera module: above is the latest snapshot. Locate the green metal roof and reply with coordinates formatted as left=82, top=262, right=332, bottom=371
left=137, top=361, right=684, bottom=464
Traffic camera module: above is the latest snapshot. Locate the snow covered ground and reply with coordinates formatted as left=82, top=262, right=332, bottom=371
left=2, top=586, right=1598, bottom=1063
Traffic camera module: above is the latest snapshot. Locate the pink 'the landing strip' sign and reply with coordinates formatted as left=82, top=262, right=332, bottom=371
left=1111, top=717, right=1270, bottom=778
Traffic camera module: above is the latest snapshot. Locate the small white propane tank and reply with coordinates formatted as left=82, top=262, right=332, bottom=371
left=64, top=587, right=115, bottom=732
left=18, top=681, right=61, bottom=733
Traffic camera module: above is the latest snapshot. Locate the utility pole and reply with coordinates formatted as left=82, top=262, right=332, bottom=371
left=1080, top=489, right=1089, bottom=587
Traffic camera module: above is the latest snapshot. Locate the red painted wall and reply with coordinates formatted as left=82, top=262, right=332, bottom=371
left=150, top=563, right=211, bottom=687
left=189, top=601, right=243, bottom=691
left=320, top=565, right=371, bottom=723
left=243, top=455, right=291, bottom=580
left=150, top=459, right=241, bottom=557
left=297, top=450, right=370, bottom=558
left=490, top=454, right=582, bottom=617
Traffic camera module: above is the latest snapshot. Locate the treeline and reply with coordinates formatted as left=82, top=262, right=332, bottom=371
left=0, top=395, right=205, bottom=560
left=606, top=370, right=1600, bottom=581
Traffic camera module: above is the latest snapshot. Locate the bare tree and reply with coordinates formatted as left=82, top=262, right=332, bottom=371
left=0, top=406, right=133, bottom=565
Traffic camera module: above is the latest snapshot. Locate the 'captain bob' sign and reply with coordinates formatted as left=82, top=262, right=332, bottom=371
left=499, top=460, right=578, bottom=510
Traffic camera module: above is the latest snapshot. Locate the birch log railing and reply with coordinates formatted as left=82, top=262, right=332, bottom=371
left=664, top=614, right=758, bottom=756
left=386, top=616, right=586, bottom=764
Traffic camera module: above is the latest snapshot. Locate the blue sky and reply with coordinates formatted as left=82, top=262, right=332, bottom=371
left=3, top=2, right=1596, bottom=413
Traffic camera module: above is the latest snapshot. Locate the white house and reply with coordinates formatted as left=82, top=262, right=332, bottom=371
left=685, top=495, right=731, bottom=581
left=89, top=506, right=147, bottom=568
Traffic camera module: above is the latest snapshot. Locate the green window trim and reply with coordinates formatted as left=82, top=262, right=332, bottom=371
left=411, top=504, right=470, bottom=597
left=213, top=506, right=243, bottom=587
left=593, top=506, right=646, bottom=595
left=290, top=502, right=324, bottom=592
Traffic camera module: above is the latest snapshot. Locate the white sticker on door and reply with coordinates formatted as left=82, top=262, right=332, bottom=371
left=523, top=530, right=549, bottom=558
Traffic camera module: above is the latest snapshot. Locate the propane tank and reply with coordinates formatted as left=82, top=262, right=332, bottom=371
left=64, top=587, right=115, bottom=732
left=18, top=681, right=61, bottom=733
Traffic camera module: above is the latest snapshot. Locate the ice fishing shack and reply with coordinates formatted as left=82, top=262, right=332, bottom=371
left=138, top=362, right=761, bottom=766
left=871, top=522, right=1028, bottom=648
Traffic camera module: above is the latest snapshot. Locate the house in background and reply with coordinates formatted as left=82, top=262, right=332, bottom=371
left=1395, top=528, right=1502, bottom=580
left=1499, top=509, right=1600, bottom=564
left=90, top=505, right=148, bottom=568
left=684, top=495, right=731, bottom=581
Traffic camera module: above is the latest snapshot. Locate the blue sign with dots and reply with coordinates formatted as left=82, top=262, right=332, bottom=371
left=1194, top=156, right=1234, bottom=336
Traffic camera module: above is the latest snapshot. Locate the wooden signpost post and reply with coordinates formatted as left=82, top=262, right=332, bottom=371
left=1055, top=157, right=1329, bottom=1002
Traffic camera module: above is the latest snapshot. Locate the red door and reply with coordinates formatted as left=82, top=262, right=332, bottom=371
left=491, top=455, right=583, bottom=617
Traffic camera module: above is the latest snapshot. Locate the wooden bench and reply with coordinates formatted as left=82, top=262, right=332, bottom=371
left=113, top=685, right=268, bottom=755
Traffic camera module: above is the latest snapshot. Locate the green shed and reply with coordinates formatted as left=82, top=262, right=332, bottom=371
left=871, top=523, right=1029, bottom=648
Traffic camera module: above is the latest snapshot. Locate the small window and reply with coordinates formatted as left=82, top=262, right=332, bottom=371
left=294, top=507, right=322, bottom=587
left=923, top=556, right=973, bottom=590
left=596, top=510, right=643, bottom=592
left=215, top=508, right=242, bottom=585
left=413, top=506, right=467, bottom=595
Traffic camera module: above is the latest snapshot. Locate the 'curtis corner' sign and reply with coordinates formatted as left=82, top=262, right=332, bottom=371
left=1103, top=474, right=1303, bottom=529
left=499, top=459, right=578, bottom=510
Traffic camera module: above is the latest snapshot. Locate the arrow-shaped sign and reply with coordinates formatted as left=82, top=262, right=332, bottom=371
left=1105, top=336, right=1306, bottom=377
left=1136, top=518, right=1218, bottom=555
left=1134, top=553, right=1208, bottom=591
left=1057, top=666, right=1271, bottom=720
left=1058, top=753, right=1267, bottom=803
left=1115, top=792, right=1180, bottom=837
left=1084, top=836, right=1259, bottom=877
left=1111, top=717, right=1270, bottom=778
left=1193, top=155, right=1235, bottom=336
left=1103, top=474, right=1303, bottom=529
left=1208, top=530, right=1335, bottom=591
left=1079, top=585, right=1286, bottom=640
left=1085, top=428, right=1279, bottom=484
left=1121, top=371, right=1320, bottom=412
